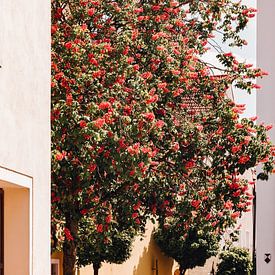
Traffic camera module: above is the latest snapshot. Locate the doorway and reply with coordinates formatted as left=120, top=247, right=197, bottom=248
left=0, top=189, right=3, bottom=275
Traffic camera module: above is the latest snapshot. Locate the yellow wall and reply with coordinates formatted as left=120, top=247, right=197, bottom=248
left=80, top=222, right=176, bottom=275
left=53, top=221, right=217, bottom=275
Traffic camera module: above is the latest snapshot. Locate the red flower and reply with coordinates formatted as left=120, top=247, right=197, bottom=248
left=66, top=94, right=73, bottom=106
left=129, top=169, right=136, bottom=176
left=157, top=82, right=167, bottom=89
left=79, top=120, right=87, bottom=128
left=231, top=145, right=242, bottom=153
left=171, top=69, right=180, bottom=75
left=132, top=212, right=138, bottom=219
left=185, top=160, right=195, bottom=169
left=172, top=142, right=179, bottom=152
left=233, top=190, right=241, bottom=197
left=96, top=224, right=103, bottom=233
left=99, top=102, right=111, bottom=110
left=133, top=201, right=141, bottom=211
left=155, top=120, right=164, bottom=128
left=55, top=152, right=64, bottom=161
left=231, top=211, right=240, bottom=219
left=146, top=95, right=158, bottom=104
left=265, top=125, right=273, bottom=131
left=105, top=215, right=112, bottom=224
left=51, top=25, right=58, bottom=34
left=196, top=124, right=203, bottom=131
left=156, top=45, right=165, bottom=51
left=191, top=200, right=201, bottom=209
left=224, top=52, right=233, bottom=57
left=89, top=163, right=97, bottom=173
left=93, top=118, right=105, bottom=128
left=238, top=155, right=250, bottom=164
left=127, top=57, right=134, bottom=64
left=152, top=5, right=161, bottom=11
left=123, top=106, right=132, bottom=115
left=127, top=143, right=140, bottom=156
left=133, top=64, right=140, bottom=71
left=80, top=209, right=88, bottom=215
left=141, top=72, right=152, bottom=79
left=143, top=112, right=155, bottom=122
left=64, top=228, right=74, bottom=241
left=88, top=8, right=95, bottom=16
left=224, top=200, right=233, bottom=209
left=89, top=58, right=98, bottom=66
left=65, top=42, right=73, bottom=49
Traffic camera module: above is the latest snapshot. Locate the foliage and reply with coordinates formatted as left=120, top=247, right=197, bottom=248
left=51, top=0, right=275, bottom=274
left=216, top=246, right=253, bottom=275
left=76, top=212, right=136, bottom=270
left=154, top=223, right=219, bottom=273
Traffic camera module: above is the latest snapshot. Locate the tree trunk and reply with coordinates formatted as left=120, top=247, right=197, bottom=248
left=63, top=216, right=78, bottom=275
left=179, top=265, right=186, bottom=275
left=93, top=262, right=101, bottom=275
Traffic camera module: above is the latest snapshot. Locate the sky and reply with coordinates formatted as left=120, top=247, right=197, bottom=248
left=204, top=0, right=257, bottom=117
left=233, top=0, right=257, bottom=118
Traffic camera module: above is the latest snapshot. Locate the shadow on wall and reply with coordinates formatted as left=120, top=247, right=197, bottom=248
left=133, top=233, right=174, bottom=275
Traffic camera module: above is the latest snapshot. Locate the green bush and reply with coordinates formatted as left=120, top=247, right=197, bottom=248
left=154, top=225, right=219, bottom=275
left=217, top=246, right=253, bottom=275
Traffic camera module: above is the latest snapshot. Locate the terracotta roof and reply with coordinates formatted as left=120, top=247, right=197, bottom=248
left=182, top=75, right=229, bottom=118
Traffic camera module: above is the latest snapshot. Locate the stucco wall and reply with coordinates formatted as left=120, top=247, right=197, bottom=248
left=256, top=1, right=275, bottom=274
left=0, top=0, right=51, bottom=274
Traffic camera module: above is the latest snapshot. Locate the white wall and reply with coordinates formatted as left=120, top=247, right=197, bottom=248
left=0, top=0, right=51, bottom=274
left=256, top=1, right=275, bottom=274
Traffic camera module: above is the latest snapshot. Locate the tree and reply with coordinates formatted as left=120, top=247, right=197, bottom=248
left=154, top=223, right=219, bottom=275
left=77, top=222, right=135, bottom=275
left=51, top=1, right=275, bottom=274
left=76, top=207, right=136, bottom=275
left=217, top=246, right=253, bottom=275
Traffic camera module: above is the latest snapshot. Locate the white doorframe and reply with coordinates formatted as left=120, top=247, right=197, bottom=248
left=0, top=165, right=33, bottom=275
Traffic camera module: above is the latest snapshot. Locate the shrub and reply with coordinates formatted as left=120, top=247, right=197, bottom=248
left=217, top=246, right=253, bottom=275
left=154, top=224, right=219, bottom=275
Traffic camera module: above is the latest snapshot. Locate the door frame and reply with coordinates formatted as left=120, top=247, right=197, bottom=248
left=0, top=166, right=33, bottom=275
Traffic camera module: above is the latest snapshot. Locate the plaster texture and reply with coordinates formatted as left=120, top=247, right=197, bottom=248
left=256, top=1, right=275, bottom=274
left=0, top=0, right=51, bottom=274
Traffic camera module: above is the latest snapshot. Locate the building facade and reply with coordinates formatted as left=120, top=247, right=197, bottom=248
left=256, top=1, right=275, bottom=274
left=0, top=0, right=51, bottom=274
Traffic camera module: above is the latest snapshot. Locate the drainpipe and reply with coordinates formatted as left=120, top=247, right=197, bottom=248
left=252, top=185, right=256, bottom=274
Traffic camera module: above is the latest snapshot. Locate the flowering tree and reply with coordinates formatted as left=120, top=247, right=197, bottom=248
left=51, top=1, right=275, bottom=275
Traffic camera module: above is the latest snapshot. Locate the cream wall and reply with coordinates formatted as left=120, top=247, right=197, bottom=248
left=256, top=1, right=275, bottom=274
left=0, top=0, right=51, bottom=274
